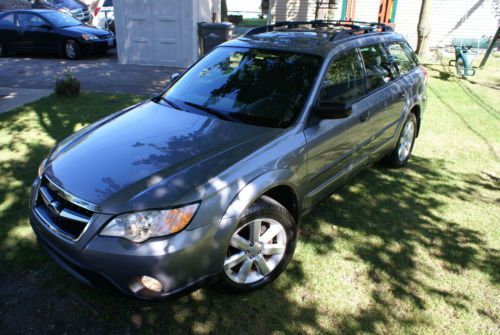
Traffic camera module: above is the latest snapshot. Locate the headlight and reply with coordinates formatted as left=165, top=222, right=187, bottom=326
left=82, top=34, right=99, bottom=41
left=38, top=158, right=48, bottom=177
left=100, top=203, right=199, bottom=242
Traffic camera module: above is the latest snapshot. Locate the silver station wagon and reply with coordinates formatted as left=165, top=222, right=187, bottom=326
left=30, top=20, right=428, bottom=299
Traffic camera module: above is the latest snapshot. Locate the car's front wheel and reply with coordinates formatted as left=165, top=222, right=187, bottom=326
left=221, top=196, right=296, bottom=291
left=64, top=39, right=81, bottom=60
left=383, top=112, right=417, bottom=168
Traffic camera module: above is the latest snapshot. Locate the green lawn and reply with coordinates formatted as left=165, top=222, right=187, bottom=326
left=0, top=57, right=499, bottom=334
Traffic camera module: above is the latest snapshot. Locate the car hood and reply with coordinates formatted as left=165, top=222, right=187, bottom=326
left=46, top=0, right=85, bottom=10
left=44, top=101, right=281, bottom=212
left=59, top=24, right=111, bottom=37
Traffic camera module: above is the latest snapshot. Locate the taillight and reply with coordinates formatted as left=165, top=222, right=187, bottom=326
left=94, top=7, right=101, bottom=16
left=421, top=65, right=428, bottom=85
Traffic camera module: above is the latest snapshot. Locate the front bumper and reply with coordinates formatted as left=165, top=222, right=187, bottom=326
left=81, top=38, right=116, bottom=54
left=29, top=178, right=226, bottom=300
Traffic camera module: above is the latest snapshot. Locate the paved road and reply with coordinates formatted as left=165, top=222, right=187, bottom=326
left=0, top=50, right=184, bottom=96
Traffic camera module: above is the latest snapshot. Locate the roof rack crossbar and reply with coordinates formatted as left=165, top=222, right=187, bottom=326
left=243, top=19, right=393, bottom=38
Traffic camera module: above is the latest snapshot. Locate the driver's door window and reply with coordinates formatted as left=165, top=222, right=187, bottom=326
left=319, top=51, right=366, bottom=104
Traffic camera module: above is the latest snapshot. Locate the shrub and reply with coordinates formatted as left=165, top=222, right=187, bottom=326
left=55, top=71, right=80, bottom=97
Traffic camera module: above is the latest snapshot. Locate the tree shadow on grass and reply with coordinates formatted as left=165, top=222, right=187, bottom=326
left=301, top=155, right=499, bottom=333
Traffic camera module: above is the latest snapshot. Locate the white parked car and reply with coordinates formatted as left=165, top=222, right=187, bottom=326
left=92, top=0, right=113, bottom=31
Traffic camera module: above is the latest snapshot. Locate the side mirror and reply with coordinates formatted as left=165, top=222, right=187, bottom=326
left=170, top=73, right=180, bottom=82
left=316, top=102, right=352, bottom=119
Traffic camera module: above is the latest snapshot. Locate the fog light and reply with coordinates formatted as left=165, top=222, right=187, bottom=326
left=140, top=276, right=163, bottom=292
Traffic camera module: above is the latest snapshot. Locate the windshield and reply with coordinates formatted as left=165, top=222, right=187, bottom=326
left=41, top=11, right=81, bottom=27
left=162, top=47, right=321, bottom=128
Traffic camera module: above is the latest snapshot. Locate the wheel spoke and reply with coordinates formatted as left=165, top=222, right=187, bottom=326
left=249, top=219, right=262, bottom=242
left=237, top=259, right=253, bottom=282
left=230, top=234, right=251, bottom=251
left=255, top=255, right=271, bottom=275
left=259, top=224, right=282, bottom=243
left=224, top=251, right=246, bottom=269
left=262, top=243, right=286, bottom=255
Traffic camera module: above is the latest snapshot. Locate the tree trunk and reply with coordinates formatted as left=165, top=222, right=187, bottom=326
left=221, top=0, right=228, bottom=22
left=416, top=0, right=432, bottom=57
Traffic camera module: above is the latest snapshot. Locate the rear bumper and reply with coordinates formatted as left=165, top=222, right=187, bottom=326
left=29, top=178, right=226, bottom=300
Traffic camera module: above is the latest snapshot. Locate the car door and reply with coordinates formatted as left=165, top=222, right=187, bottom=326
left=0, top=13, right=17, bottom=49
left=16, top=13, right=56, bottom=52
left=303, top=49, right=373, bottom=207
left=14, top=13, right=36, bottom=50
left=359, top=44, right=406, bottom=153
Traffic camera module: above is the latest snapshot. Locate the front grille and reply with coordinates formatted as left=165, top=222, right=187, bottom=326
left=35, top=177, right=94, bottom=240
left=71, top=9, right=91, bottom=21
left=100, top=34, right=113, bottom=40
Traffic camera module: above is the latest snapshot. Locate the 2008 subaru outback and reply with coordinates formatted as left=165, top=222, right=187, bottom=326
left=30, top=20, right=428, bottom=299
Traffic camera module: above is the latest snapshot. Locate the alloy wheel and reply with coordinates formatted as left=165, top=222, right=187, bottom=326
left=65, top=41, right=77, bottom=59
left=224, top=218, right=287, bottom=284
left=398, top=120, right=415, bottom=161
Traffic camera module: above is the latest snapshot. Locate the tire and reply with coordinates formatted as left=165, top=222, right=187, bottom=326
left=383, top=112, right=417, bottom=168
left=0, top=43, right=7, bottom=57
left=64, top=39, right=81, bottom=60
left=221, top=195, right=297, bottom=292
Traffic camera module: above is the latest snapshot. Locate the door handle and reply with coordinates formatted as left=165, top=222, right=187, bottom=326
left=399, top=92, right=406, bottom=100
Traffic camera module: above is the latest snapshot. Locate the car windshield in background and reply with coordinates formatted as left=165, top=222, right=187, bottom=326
left=41, top=11, right=81, bottom=27
left=103, top=0, right=113, bottom=6
left=163, top=47, right=321, bottom=128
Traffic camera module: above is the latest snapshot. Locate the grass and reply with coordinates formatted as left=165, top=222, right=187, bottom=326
left=0, top=57, right=499, bottom=334
left=240, top=17, right=268, bottom=27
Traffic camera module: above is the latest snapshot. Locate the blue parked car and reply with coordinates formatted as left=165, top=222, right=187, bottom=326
left=30, top=20, right=428, bottom=299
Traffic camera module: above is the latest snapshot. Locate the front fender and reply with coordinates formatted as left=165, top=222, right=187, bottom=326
left=222, top=169, right=297, bottom=221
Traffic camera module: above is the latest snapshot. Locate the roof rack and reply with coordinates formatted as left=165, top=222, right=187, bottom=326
left=243, top=20, right=393, bottom=41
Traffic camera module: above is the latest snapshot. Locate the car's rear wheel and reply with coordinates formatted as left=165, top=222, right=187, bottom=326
left=221, top=196, right=296, bottom=291
left=64, top=39, right=81, bottom=60
left=383, top=112, right=417, bottom=168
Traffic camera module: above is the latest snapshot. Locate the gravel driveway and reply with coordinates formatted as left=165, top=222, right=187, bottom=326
left=0, top=50, right=184, bottom=96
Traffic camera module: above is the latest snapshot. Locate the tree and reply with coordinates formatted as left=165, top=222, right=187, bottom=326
left=416, top=0, right=432, bottom=57
left=221, top=0, right=228, bottom=22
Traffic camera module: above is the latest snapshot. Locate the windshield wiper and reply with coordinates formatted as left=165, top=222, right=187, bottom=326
left=183, top=101, right=235, bottom=122
left=161, top=97, right=182, bottom=110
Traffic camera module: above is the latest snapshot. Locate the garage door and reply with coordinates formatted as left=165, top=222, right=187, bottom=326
left=116, top=0, right=195, bottom=66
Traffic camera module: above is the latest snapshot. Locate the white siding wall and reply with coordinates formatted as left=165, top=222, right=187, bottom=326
left=354, top=0, right=380, bottom=22
left=396, top=0, right=500, bottom=48
left=270, top=0, right=318, bottom=22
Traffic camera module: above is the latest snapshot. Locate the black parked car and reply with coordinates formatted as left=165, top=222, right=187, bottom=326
left=31, top=0, right=92, bottom=23
left=0, top=9, right=115, bottom=59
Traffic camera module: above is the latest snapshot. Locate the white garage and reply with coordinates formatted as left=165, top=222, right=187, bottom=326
left=114, top=0, right=220, bottom=67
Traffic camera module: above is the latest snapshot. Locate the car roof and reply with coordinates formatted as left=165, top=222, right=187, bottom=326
left=0, top=9, right=56, bottom=15
left=224, top=22, right=406, bottom=57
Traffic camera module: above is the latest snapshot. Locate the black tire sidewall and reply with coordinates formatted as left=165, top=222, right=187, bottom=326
left=221, top=196, right=297, bottom=292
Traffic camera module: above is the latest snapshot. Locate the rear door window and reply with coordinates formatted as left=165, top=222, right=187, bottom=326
left=0, top=14, right=15, bottom=27
left=360, top=44, right=397, bottom=92
left=387, top=43, right=417, bottom=75
left=319, top=50, right=365, bottom=104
